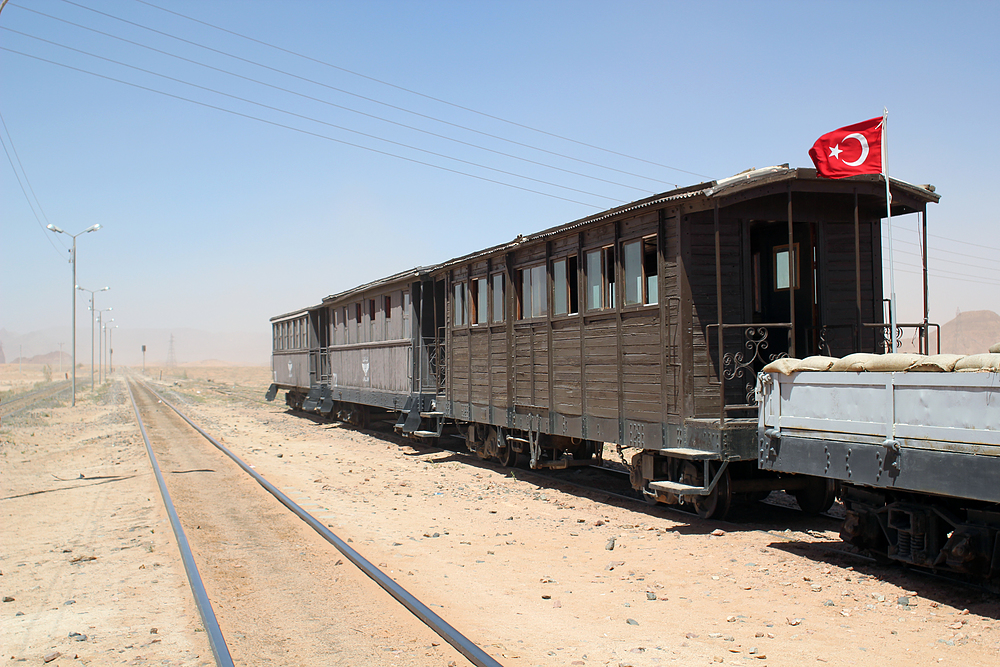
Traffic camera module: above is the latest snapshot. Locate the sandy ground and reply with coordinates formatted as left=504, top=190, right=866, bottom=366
left=2, top=363, right=999, bottom=666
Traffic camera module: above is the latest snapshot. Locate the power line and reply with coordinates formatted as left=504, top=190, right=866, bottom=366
left=127, top=0, right=711, bottom=181
left=0, top=45, right=606, bottom=208
left=13, top=5, right=657, bottom=196
left=47, top=0, right=693, bottom=188
left=886, top=257, right=1000, bottom=287
left=0, top=109, right=64, bottom=257
left=883, top=237, right=1000, bottom=275
left=4, top=29, right=625, bottom=204
left=886, top=218, right=1000, bottom=254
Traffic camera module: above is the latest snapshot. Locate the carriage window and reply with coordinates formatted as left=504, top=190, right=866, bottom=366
left=453, top=282, right=467, bottom=326
left=624, top=236, right=658, bottom=306
left=586, top=246, right=615, bottom=310
left=402, top=291, right=411, bottom=338
left=518, top=264, right=547, bottom=319
left=354, top=303, right=362, bottom=343
left=624, top=241, right=642, bottom=306
left=644, top=237, right=657, bottom=305
left=383, top=295, right=392, bottom=339
left=774, top=243, right=800, bottom=291
left=553, top=256, right=579, bottom=316
left=491, top=273, right=505, bottom=322
left=368, top=299, right=376, bottom=340
left=471, top=278, right=487, bottom=325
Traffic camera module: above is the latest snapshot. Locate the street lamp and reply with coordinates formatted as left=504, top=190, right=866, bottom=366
left=77, top=285, right=109, bottom=391
left=97, top=309, right=113, bottom=383
left=46, top=223, right=101, bottom=406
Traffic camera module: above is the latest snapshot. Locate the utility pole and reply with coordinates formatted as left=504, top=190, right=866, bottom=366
left=46, top=223, right=101, bottom=406
left=77, top=285, right=108, bottom=391
left=108, top=326, right=116, bottom=375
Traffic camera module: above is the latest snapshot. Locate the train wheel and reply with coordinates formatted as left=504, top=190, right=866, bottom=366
left=498, top=440, right=516, bottom=468
left=683, top=462, right=732, bottom=521
left=794, top=478, right=837, bottom=515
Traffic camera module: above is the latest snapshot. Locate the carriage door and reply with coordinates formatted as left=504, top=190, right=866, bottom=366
left=750, top=221, right=818, bottom=358
left=416, top=279, right=447, bottom=395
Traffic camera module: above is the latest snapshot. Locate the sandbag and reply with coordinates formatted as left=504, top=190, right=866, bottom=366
left=797, top=355, right=838, bottom=371
left=907, top=354, right=965, bottom=372
left=990, top=342, right=1000, bottom=354
left=829, top=353, right=880, bottom=372
left=955, top=353, right=1000, bottom=372
left=762, top=357, right=801, bottom=375
left=862, top=353, right=926, bottom=372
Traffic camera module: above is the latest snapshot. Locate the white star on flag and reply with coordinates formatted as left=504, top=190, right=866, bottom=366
left=828, top=144, right=843, bottom=159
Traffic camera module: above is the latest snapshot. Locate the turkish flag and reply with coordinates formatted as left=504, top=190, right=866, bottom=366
left=808, top=117, right=883, bottom=178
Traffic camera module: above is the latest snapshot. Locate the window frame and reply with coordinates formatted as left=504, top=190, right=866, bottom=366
left=490, top=272, right=505, bottom=323
left=470, top=277, right=488, bottom=325
left=773, top=243, right=800, bottom=291
left=517, top=263, right=547, bottom=320
left=585, top=245, right=616, bottom=311
left=453, top=281, right=468, bottom=327
left=622, top=234, right=658, bottom=307
left=552, top=255, right=580, bottom=317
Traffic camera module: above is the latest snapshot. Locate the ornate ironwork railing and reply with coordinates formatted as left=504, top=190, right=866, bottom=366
left=707, top=322, right=792, bottom=416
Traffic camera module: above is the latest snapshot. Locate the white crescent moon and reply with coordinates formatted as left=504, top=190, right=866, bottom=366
left=841, top=132, right=870, bottom=166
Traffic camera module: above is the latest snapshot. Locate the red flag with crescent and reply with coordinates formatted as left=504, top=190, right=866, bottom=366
left=808, top=117, right=883, bottom=178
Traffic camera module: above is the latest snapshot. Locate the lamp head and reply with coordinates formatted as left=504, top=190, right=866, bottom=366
left=85, top=224, right=101, bottom=233
left=46, top=224, right=65, bottom=234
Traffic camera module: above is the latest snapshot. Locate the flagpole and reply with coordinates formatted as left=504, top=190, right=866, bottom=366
left=882, top=107, right=897, bottom=353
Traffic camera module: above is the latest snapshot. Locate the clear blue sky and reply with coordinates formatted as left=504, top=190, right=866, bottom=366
left=3, top=1, right=998, bottom=359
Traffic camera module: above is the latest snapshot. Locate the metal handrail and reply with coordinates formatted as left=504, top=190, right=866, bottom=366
left=863, top=322, right=941, bottom=354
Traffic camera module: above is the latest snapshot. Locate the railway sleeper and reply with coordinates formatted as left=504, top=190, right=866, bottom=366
left=841, top=485, right=1000, bottom=582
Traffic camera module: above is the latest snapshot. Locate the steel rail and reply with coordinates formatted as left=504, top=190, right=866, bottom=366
left=139, top=377, right=504, bottom=667
left=124, top=380, right=235, bottom=667
left=1, top=382, right=72, bottom=419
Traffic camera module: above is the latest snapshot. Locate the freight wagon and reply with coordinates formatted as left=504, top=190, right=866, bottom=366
left=757, top=352, right=1000, bottom=581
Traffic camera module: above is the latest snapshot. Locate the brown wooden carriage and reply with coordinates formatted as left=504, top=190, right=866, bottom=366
left=270, top=165, right=939, bottom=519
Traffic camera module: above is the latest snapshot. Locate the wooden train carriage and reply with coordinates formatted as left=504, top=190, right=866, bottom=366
left=421, top=166, right=939, bottom=517
left=267, top=307, right=314, bottom=403
left=308, top=269, right=426, bottom=424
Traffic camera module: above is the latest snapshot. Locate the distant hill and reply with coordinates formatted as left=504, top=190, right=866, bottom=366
left=0, top=327, right=269, bottom=366
left=937, top=310, right=1000, bottom=354
left=6, top=351, right=72, bottom=366
left=899, top=309, right=1000, bottom=354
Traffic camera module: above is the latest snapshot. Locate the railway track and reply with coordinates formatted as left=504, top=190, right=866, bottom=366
left=0, top=380, right=72, bottom=421
left=125, top=375, right=502, bottom=666
left=170, top=391, right=998, bottom=597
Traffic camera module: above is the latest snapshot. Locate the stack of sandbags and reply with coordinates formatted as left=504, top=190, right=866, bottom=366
left=761, top=351, right=998, bottom=374
left=955, top=353, right=1000, bottom=372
